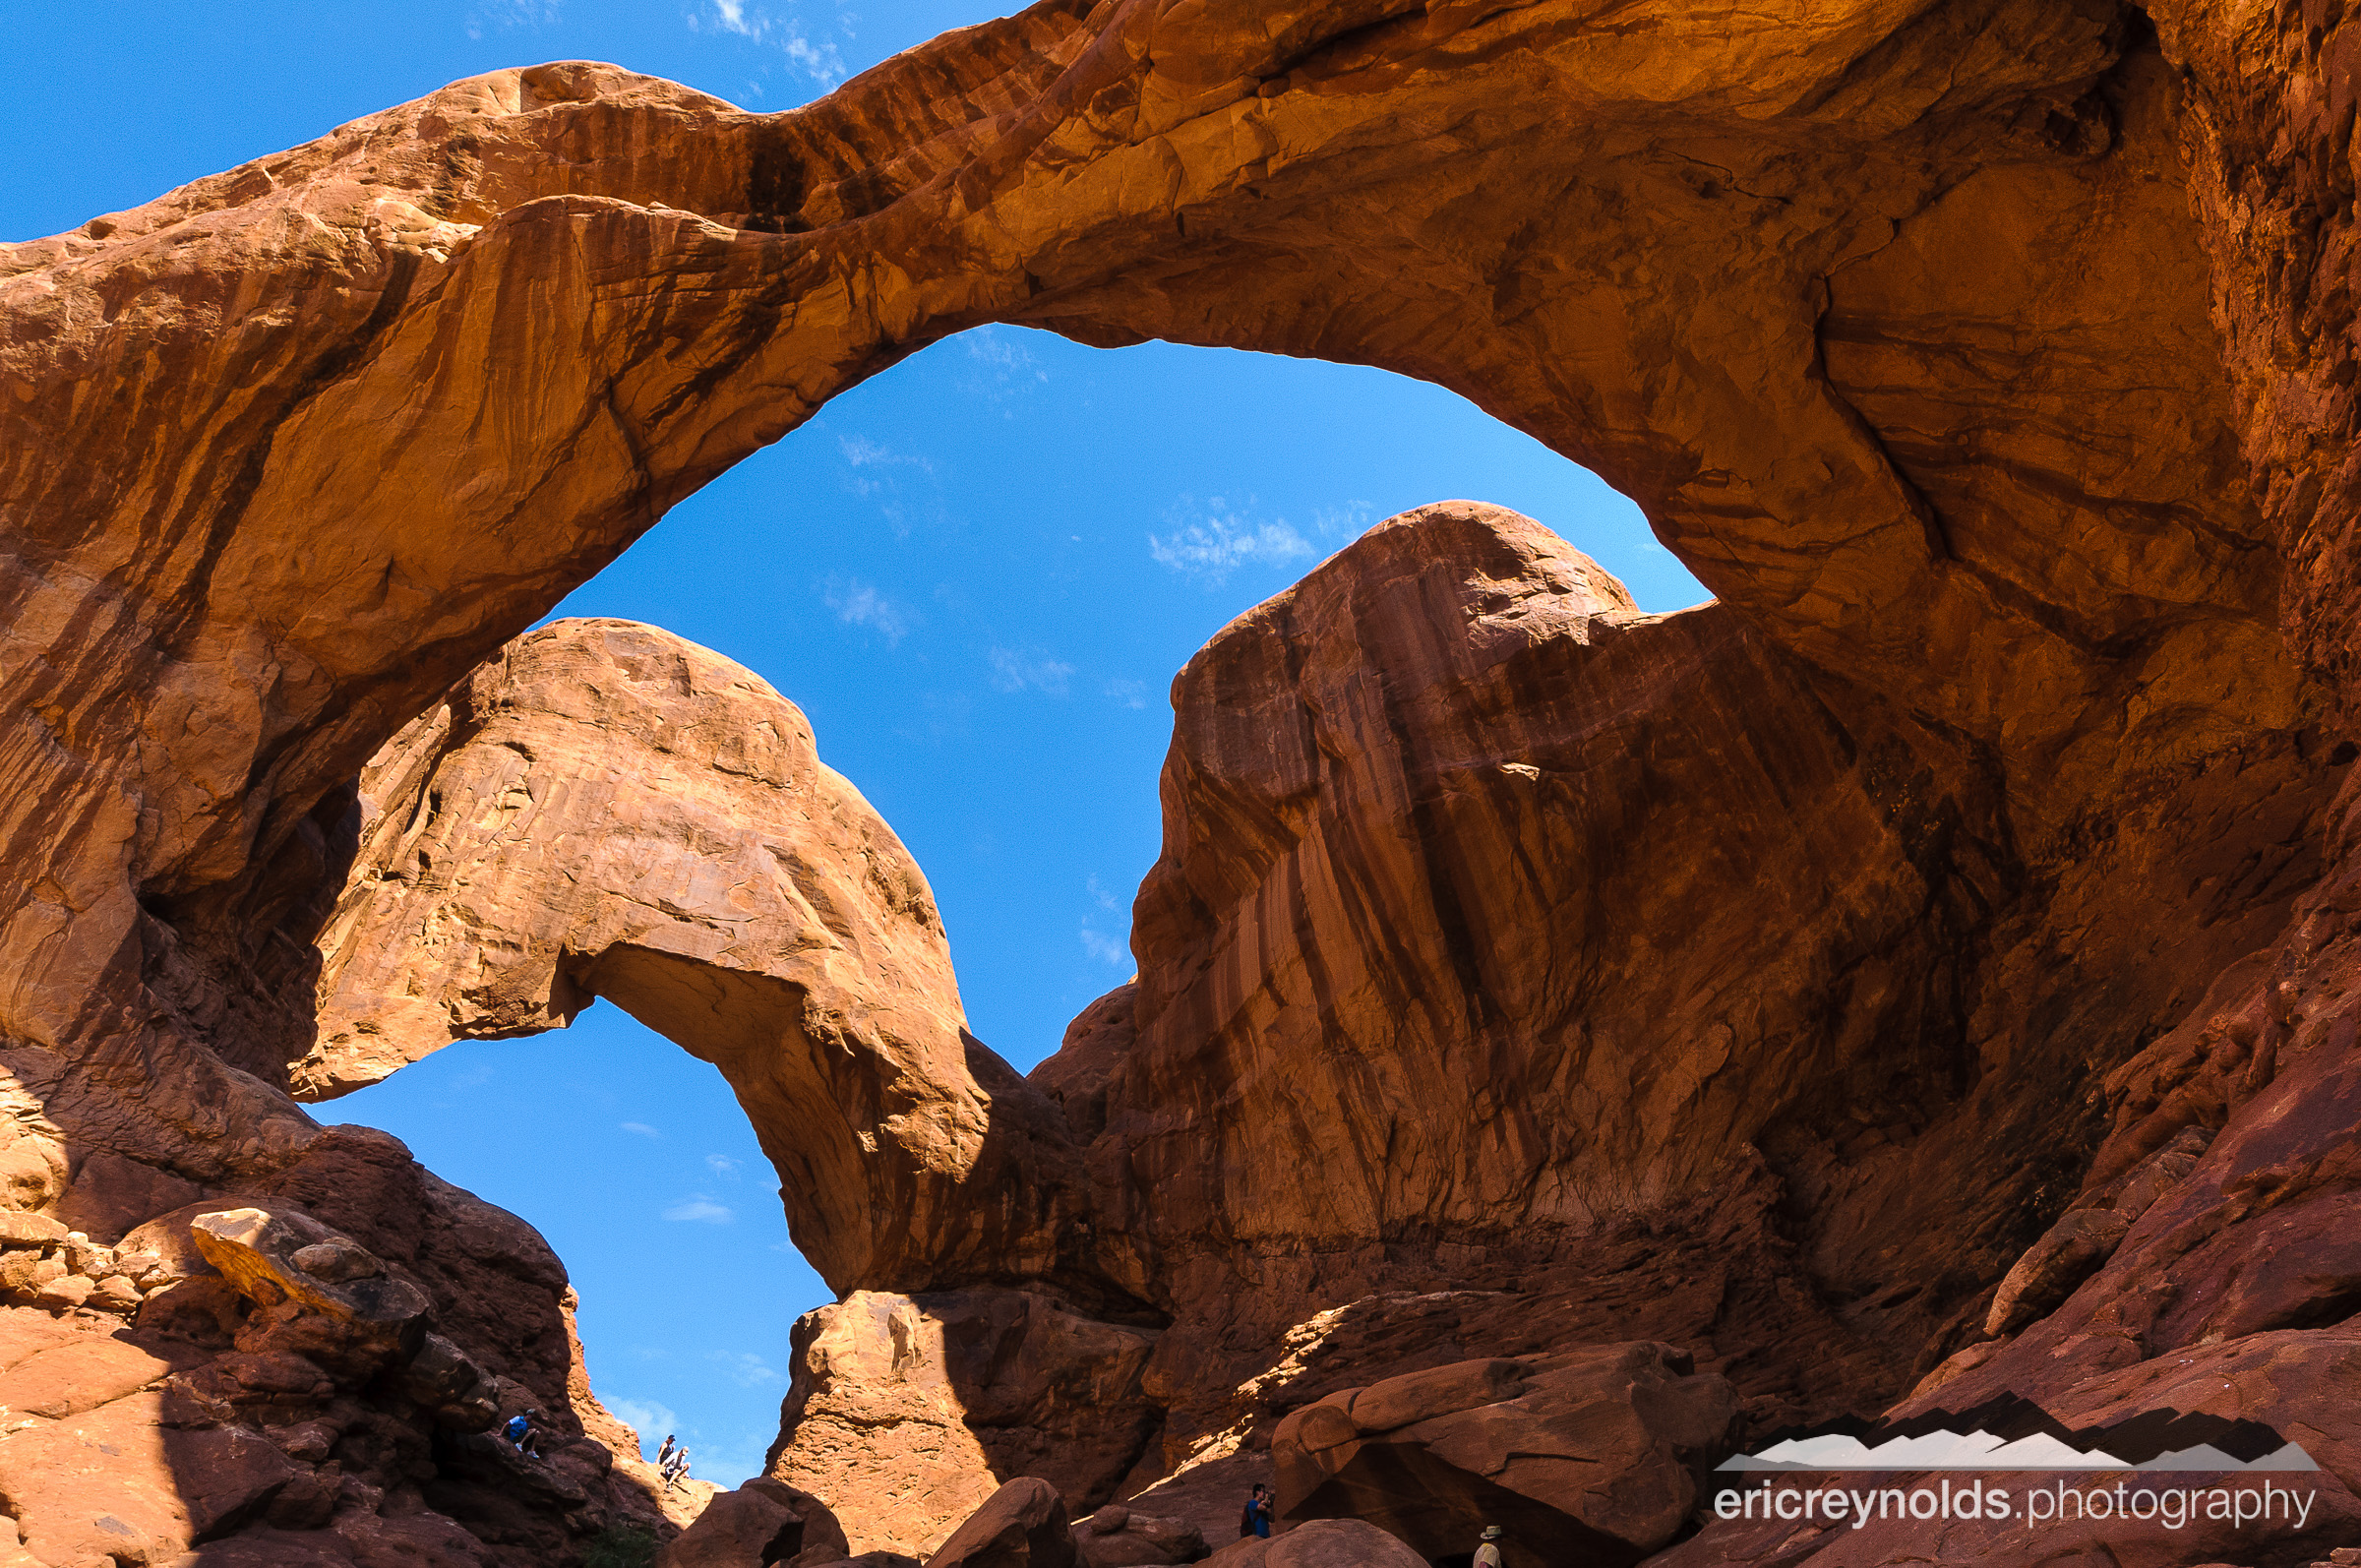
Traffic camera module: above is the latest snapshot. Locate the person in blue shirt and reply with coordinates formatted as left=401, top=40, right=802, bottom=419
left=1237, top=1485, right=1272, bottom=1538
left=504, top=1409, right=545, bottom=1458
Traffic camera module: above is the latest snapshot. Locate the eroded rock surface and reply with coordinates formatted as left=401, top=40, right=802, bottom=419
left=770, top=1288, right=1160, bottom=1556
left=1271, top=1345, right=1737, bottom=1568
left=8, top=0, right=2361, bottom=1564
left=309, top=618, right=1096, bottom=1300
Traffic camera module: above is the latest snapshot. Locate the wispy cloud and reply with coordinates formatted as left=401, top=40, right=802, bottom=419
left=1080, top=927, right=1129, bottom=966
left=989, top=647, right=1074, bottom=696
left=662, top=1196, right=734, bottom=1224
left=605, top=1397, right=679, bottom=1456
left=824, top=576, right=917, bottom=645
left=965, top=329, right=1047, bottom=378
left=706, top=1154, right=742, bottom=1177
left=621, top=1121, right=661, bottom=1139
left=690, top=1, right=846, bottom=85
left=1313, top=501, right=1377, bottom=542
left=1149, top=496, right=1316, bottom=582
left=839, top=435, right=930, bottom=471
left=712, top=1350, right=783, bottom=1386
left=957, top=327, right=1051, bottom=418
left=1103, top=677, right=1149, bottom=710
left=465, top=0, right=558, bottom=38
left=783, top=27, right=844, bottom=83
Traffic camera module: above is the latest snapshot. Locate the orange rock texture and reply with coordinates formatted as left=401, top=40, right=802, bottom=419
left=310, top=618, right=1095, bottom=1300
left=6, top=0, right=2361, bottom=1563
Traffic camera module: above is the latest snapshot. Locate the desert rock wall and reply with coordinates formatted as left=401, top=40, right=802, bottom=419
left=5, top=0, right=2361, bottom=1562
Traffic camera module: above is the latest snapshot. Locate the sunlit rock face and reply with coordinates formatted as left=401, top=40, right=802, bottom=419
left=308, top=618, right=1099, bottom=1303
left=9, top=0, right=2361, bottom=1561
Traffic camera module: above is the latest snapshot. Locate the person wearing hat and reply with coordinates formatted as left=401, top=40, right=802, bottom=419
left=1473, top=1526, right=1506, bottom=1567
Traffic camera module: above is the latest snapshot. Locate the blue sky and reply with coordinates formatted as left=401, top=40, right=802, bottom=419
left=10, top=1, right=1703, bottom=1489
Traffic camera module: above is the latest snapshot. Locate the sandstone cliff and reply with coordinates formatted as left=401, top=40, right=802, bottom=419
left=5, top=0, right=2361, bottom=1564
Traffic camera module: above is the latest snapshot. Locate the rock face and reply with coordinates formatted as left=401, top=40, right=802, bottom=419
left=309, top=617, right=1096, bottom=1301
left=8, top=1, right=2361, bottom=1566
left=1270, top=1346, right=1737, bottom=1568
left=769, top=1289, right=1159, bottom=1557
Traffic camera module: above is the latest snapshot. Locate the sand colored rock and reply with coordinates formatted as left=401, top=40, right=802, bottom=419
left=772, top=1288, right=1159, bottom=1557
left=656, top=1478, right=850, bottom=1568
left=308, top=619, right=1094, bottom=1299
left=925, top=1478, right=1075, bottom=1568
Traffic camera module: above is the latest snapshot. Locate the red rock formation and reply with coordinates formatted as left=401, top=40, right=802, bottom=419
left=309, top=617, right=1095, bottom=1300
left=1271, top=1345, right=1738, bottom=1568
left=5, top=0, right=2361, bottom=1563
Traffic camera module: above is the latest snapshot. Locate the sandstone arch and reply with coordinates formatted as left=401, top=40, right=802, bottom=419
left=306, top=618, right=1108, bottom=1300
left=9, top=0, right=2361, bottom=1561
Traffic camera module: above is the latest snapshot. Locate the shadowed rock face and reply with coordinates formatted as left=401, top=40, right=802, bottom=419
left=1034, top=501, right=2329, bottom=1505
left=7, top=0, right=2361, bottom=1563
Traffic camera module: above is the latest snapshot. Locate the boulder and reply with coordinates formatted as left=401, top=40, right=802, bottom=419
left=189, top=1207, right=429, bottom=1375
left=1072, top=1506, right=1205, bottom=1568
left=657, top=1478, right=851, bottom=1568
left=1200, top=1522, right=1423, bottom=1568
left=1272, top=1344, right=1736, bottom=1568
left=927, top=1479, right=1075, bottom=1568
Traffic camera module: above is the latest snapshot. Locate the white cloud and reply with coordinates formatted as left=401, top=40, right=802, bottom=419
left=706, top=1154, right=742, bottom=1177
left=839, top=434, right=931, bottom=470
left=690, top=2, right=846, bottom=85
left=604, top=1397, right=679, bottom=1457
left=1148, top=497, right=1316, bottom=581
left=824, top=576, right=917, bottom=645
left=1103, top=677, right=1149, bottom=710
left=663, top=1196, right=734, bottom=1224
left=1087, top=874, right=1120, bottom=911
left=690, top=1432, right=779, bottom=1488
left=964, top=328, right=1046, bottom=379
left=712, top=1350, right=783, bottom=1386
left=1313, top=500, right=1377, bottom=542
left=620, top=1121, right=660, bottom=1138
left=1080, top=927, right=1128, bottom=966
left=712, top=0, right=763, bottom=37
left=465, top=0, right=558, bottom=37
left=784, top=25, right=845, bottom=84
left=989, top=648, right=1073, bottom=696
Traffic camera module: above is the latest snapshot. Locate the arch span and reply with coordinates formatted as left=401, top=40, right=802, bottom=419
left=308, top=618, right=1117, bottom=1305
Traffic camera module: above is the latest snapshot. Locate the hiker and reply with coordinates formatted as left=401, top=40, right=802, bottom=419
left=1474, top=1526, right=1505, bottom=1568
left=663, top=1447, right=691, bottom=1489
left=1239, top=1484, right=1272, bottom=1539
left=655, top=1433, right=676, bottom=1468
left=505, top=1409, right=544, bottom=1459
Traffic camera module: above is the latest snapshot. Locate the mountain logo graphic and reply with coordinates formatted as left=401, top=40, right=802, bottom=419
left=1716, top=1396, right=2318, bottom=1474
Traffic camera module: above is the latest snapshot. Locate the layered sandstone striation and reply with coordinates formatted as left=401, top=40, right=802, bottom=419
left=6, top=0, right=2361, bottom=1564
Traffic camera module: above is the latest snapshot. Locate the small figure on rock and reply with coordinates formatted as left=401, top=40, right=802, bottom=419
left=1239, top=1484, right=1272, bottom=1538
left=662, top=1446, right=691, bottom=1489
left=505, top=1408, right=544, bottom=1458
left=656, top=1432, right=676, bottom=1468
left=1474, top=1525, right=1505, bottom=1568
